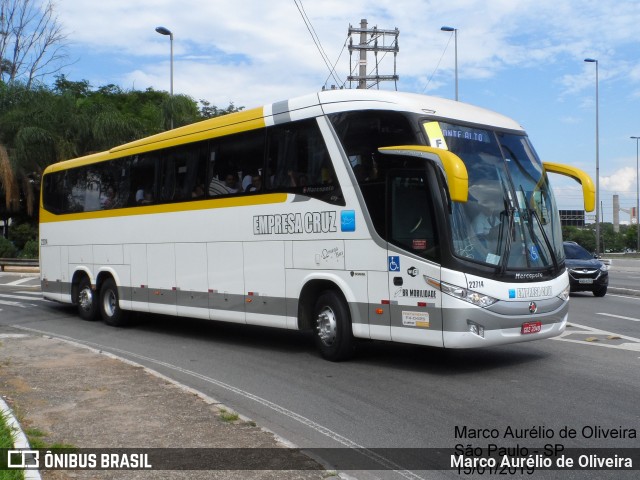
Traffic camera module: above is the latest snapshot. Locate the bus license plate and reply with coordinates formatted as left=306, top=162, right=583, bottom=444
left=521, top=321, right=542, bottom=335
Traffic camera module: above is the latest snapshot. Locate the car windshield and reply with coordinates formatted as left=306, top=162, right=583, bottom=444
left=564, top=242, right=594, bottom=260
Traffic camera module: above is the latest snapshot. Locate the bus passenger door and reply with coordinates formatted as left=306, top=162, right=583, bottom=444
left=386, top=171, right=444, bottom=347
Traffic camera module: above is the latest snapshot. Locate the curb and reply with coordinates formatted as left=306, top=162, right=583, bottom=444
left=0, top=396, right=42, bottom=480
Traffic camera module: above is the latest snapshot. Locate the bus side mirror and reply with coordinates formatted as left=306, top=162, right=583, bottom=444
left=378, top=145, right=468, bottom=202
left=543, top=162, right=595, bottom=212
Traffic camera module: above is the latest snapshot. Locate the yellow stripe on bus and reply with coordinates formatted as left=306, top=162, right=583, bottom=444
left=43, top=107, right=267, bottom=174
left=111, top=106, right=267, bottom=156
left=40, top=193, right=289, bottom=223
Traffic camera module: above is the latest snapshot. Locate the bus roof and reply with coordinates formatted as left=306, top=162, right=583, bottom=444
left=316, top=89, right=524, bottom=131
left=44, top=90, right=525, bottom=173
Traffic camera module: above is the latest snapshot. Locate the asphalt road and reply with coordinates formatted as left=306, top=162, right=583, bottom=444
left=1, top=268, right=638, bottom=480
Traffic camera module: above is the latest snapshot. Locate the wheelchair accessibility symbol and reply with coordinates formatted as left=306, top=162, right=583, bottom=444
left=388, top=256, right=400, bottom=272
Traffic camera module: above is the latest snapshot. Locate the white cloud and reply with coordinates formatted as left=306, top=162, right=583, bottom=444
left=46, top=0, right=640, bottom=220
left=53, top=0, right=640, bottom=105
left=601, top=166, right=637, bottom=194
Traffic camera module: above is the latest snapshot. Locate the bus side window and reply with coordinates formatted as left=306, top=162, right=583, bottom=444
left=131, top=154, right=157, bottom=206
left=42, top=171, right=67, bottom=214
left=208, top=130, right=265, bottom=196
left=267, top=118, right=343, bottom=205
left=160, top=143, right=207, bottom=202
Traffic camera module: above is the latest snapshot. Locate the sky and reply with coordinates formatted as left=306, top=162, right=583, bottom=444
left=48, top=0, right=640, bottom=223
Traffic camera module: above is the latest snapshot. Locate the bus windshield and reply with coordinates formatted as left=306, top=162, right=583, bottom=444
left=426, top=121, right=564, bottom=271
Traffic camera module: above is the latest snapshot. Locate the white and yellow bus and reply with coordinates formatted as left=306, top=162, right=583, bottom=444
left=39, top=90, right=594, bottom=360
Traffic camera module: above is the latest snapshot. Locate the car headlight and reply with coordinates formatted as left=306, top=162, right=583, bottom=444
left=427, top=278, right=498, bottom=308
left=600, top=263, right=608, bottom=272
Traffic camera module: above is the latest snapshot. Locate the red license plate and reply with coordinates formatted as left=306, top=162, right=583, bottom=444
left=521, top=321, right=542, bottom=335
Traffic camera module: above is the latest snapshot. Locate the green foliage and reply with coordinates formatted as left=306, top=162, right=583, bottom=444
left=0, top=237, right=18, bottom=258
left=562, top=226, right=596, bottom=252
left=0, top=76, right=240, bottom=220
left=0, top=411, right=25, bottom=479
left=199, top=100, right=244, bottom=119
left=15, top=126, right=58, bottom=170
left=161, top=94, right=201, bottom=129
left=563, top=223, right=636, bottom=253
left=9, top=223, right=37, bottom=251
left=19, top=239, right=39, bottom=259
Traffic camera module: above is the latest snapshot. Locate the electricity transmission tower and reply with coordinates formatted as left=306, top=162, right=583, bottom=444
left=347, top=19, right=399, bottom=90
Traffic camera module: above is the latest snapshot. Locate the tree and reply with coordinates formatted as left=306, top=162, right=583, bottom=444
left=0, top=0, right=69, bottom=87
left=0, top=142, right=18, bottom=237
left=0, top=76, right=243, bottom=230
left=199, top=99, right=244, bottom=119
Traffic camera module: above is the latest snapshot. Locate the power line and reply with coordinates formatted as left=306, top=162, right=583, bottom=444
left=293, top=0, right=343, bottom=87
left=422, top=33, right=453, bottom=93
left=323, top=35, right=349, bottom=89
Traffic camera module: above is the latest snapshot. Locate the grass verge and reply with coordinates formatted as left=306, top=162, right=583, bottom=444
left=0, top=410, right=24, bottom=480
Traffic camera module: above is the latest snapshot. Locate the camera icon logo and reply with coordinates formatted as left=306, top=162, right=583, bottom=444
left=7, top=450, right=39, bottom=469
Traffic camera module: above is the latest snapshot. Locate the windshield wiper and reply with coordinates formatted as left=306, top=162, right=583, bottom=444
left=530, top=208, right=559, bottom=271
left=517, top=185, right=559, bottom=272
left=498, top=206, right=515, bottom=274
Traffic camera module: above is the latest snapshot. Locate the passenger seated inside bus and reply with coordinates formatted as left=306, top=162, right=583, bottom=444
left=224, top=173, right=239, bottom=193
left=244, top=173, right=262, bottom=192
left=101, top=187, right=116, bottom=209
left=208, top=172, right=240, bottom=195
left=471, top=202, right=498, bottom=238
left=192, top=183, right=205, bottom=198
left=135, top=188, right=153, bottom=205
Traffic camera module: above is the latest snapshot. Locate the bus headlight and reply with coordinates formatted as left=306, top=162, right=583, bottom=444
left=427, top=278, right=498, bottom=308
left=558, top=285, right=570, bottom=302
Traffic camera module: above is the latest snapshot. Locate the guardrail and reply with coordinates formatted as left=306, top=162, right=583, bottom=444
left=0, top=258, right=39, bottom=272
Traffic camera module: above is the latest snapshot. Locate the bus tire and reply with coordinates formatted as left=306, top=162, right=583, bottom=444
left=99, top=278, right=128, bottom=326
left=77, top=276, right=99, bottom=321
left=313, top=290, right=354, bottom=361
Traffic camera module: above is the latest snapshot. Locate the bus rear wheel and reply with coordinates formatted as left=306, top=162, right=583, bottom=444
left=313, top=290, right=354, bottom=361
left=99, top=278, right=128, bottom=326
left=77, top=277, right=99, bottom=321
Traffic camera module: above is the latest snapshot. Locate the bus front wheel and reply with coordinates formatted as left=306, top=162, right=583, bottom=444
left=77, top=277, right=99, bottom=321
left=313, top=290, right=354, bottom=361
left=99, top=278, right=128, bottom=326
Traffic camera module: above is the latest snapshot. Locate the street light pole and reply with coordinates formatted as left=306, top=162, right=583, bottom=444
left=585, top=58, right=599, bottom=255
left=441, top=26, right=458, bottom=101
left=632, top=136, right=640, bottom=252
left=155, top=26, right=174, bottom=128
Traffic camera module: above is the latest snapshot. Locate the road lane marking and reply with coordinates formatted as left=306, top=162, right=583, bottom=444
left=13, top=325, right=424, bottom=480
left=0, top=300, right=29, bottom=308
left=567, top=322, right=640, bottom=342
left=596, top=312, right=640, bottom=322
left=553, top=322, right=640, bottom=352
left=608, top=293, right=640, bottom=299
left=0, top=293, right=45, bottom=302
left=5, top=277, right=38, bottom=286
